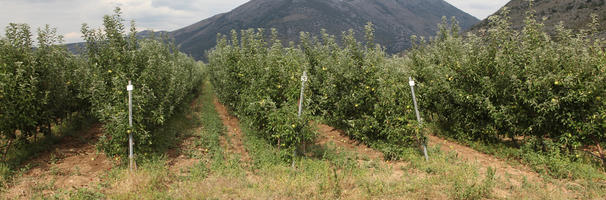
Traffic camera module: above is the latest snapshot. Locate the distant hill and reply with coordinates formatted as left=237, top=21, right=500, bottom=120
left=471, top=0, right=606, bottom=37
left=169, top=0, right=479, bottom=60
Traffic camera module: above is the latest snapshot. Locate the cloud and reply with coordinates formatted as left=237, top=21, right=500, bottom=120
left=64, top=32, right=82, bottom=41
left=1, top=0, right=248, bottom=43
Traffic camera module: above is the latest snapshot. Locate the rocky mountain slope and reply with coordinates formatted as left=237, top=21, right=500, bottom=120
left=472, top=0, right=606, bottom=37
left=170, top=0, right=479, bottom=60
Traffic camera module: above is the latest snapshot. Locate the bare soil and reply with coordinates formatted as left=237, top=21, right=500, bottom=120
left=3, top=124, right=112, bottom=199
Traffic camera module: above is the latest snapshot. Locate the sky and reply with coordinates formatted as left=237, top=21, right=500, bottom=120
left=0, top=0, right=510, bottom=43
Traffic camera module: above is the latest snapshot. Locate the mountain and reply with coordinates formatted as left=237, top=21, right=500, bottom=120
left=137, top=30, right=170, bottom=38
left=170, top=0, right=479, bottom=60
left=471, top=0, right=606, bottom=37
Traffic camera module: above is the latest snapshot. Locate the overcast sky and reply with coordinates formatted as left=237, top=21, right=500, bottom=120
left=0, top=0, right=510, bottom=43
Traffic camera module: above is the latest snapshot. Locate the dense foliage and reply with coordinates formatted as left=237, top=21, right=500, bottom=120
left=208, top=24, right=422, bottom=158
left=80, top=9, right=204, bottom=156
left=0, top=24, right=85, bottom=156
left=409, top=11, right=606, bottom=161
left=302, top=26, right=422, bottom=158
left=209, top=29, right=316, bottom=151
left=1, top=8, right=204, bottom=160
left=209, top=9, right=606, bottom=165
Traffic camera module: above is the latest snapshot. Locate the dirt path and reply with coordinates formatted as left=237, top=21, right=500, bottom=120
left=428, top=135, right=539, bottom=177
left=213, top=98, right=251, bottom=165
left=3, top=124, right=112, bottom=199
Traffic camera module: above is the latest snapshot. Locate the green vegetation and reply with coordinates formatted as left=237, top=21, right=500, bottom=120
left=0, top=22, right=93, bottom=187
left=0, top=8, right=203, bottom=186
left=208, top=24, right=424, bottom=161
left=0, top=23, right=87, bottom=160
left=80, top=8, right=204, bottom=157
left=207, top=7, right=605, bottom=185
left=208, top=28, right=318, bottom=153
left=1, top=4, right=606, bottom=199
left=410, top=10, right=606, bottom=178
left=51, top=79, right=575, bottom=200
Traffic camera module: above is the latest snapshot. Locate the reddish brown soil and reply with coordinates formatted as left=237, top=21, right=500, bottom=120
left=3, top=124, right=112, bottom=199
left=213, top=98, right=251, bottom=164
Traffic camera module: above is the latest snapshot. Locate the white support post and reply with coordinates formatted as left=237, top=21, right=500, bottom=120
left=127, top=81, right=134, bottom=171
left=293, top=71, right=308, bottom=168
left=409, top=77, right=429, bottom=161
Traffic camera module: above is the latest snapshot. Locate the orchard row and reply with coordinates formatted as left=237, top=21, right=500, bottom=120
left=208, top=10, right=605, bottom=162
left=0, top=8, right=204, bottom=158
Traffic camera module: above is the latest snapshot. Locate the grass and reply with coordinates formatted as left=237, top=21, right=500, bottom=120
left=4, top=80, right=605, bottom=199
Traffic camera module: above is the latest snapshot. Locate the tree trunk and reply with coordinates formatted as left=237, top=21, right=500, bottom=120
left=2, top=139, right=12, bottom=162
left=597, top=142, right=605, bottom=167
left=511, top=134, right=517, bottom=146
left=46, top=122, right=52, bottom=137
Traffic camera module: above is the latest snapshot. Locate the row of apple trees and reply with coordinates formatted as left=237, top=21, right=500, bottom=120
left=0, top=8, right=204, bottom=160
left=0, top=23, right=87, bottom=161
left=80, top=9, right=204, bottom=157
left=408, top=10, right=606, bottom=164
left=209, top=10, right=606, bottom=165
left=208, top=24, right=422, bottom=159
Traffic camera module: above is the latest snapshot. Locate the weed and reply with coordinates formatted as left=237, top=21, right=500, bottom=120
left=189, top=161, right=209, bottom=180
left=0, top=163, right=9, bottom=188
left=68, top=188, right=106, bottom=200
left=332, top=167, right=342, bottom=199
left=72, top=166, right=82, bottom=176
left=49, top=165, right=62, bottom=176
left=49, top=153, right=58, bottom=164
